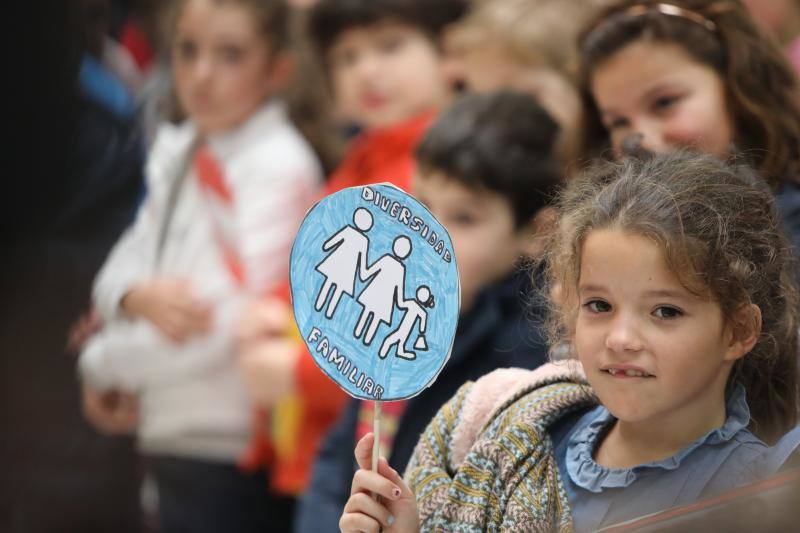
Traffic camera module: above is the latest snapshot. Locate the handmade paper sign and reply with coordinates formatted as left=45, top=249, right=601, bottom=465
left=290, top=183, right=460, bottom=402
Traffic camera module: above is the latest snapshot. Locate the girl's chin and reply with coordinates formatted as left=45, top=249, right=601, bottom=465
left=595, top=391, right=653, bottom=420
left=194, top=116, right=244, bottom=136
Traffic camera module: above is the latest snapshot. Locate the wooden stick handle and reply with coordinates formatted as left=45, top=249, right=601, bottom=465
left=371, top=401, right=382, bottom=501
left=372, top=401, right=381, bottom=472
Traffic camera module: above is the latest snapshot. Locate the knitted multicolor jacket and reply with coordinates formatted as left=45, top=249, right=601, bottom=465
left=405, top=364, right=596, bottom=532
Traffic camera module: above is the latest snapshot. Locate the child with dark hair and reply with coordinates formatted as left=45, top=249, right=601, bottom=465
left=297, top=90, right=563, bottom=533
left=341, top=152, right=800, bottom=532
left=307, top=0, right=468, bottom=189
left=235, top=0, right=467, bottom=504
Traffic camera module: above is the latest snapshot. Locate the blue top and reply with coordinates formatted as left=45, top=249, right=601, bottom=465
left=79, top=54, right=136, bottom=120
left=552, top=385, right=800, bottom=532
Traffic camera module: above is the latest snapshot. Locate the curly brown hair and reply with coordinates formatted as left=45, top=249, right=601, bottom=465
left=577, top=0, right=800, bottom=189
left=544, top=152, right=800, bottom=442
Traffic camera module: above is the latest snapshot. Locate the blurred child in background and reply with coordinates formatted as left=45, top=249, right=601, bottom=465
left=442, top=0, right=608, bottom=165
left=742, top=0, right=800, bottom=72
left=296, top=90, right=564, bottom=533
left=234, top=0, right=467, bottom=510
left=78, top=0, right=322, bottom=530
left=577, top=0, right=800, bottom=251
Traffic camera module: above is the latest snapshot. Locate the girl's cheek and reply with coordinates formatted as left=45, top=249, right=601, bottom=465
left=666, top=118, right=716, bottom=151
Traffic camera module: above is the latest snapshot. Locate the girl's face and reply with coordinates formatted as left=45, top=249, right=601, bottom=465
left=574, top=228, right=747, bottom=431
left=328, top=22, right=449, bottom=128
left=590, top=40, right=734, bottom=159
left=441, top=40, right=581, bottom=139
left=173, top=0, right=279, bottom=134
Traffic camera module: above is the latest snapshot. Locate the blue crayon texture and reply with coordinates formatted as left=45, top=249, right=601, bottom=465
left=290, top=183, right=460, bottom=401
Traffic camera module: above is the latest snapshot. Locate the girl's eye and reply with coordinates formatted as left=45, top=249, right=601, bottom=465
left=653, top=306, right=683, bottom=319
left=653, top=95, right=680, bottom=112
left=378, top=35, right=405, bottom=54
left=330, top=49, right=358, bottom=69
left=452, top=212, right=477, bottom=226
left=176, top=40, right=197, bottom=61
left=605, top=117, right=630, bottom=132
left=220, top=45, right=243, bottom=64
left=584, top=299, right=611, bottom=313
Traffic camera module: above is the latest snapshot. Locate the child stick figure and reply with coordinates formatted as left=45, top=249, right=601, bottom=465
left=315, top=208, right=374, bottom=319
left=379, top=285, right=434, bottom=360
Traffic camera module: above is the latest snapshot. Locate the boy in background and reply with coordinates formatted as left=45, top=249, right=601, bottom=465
left=235, top=0, right=467, bottom=505
left=296, top=90, right=564, bottom=532
left=442, top=0, right=610, bottom=166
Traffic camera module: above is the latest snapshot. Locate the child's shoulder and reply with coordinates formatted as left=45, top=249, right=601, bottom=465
left=692, top=415, right=799, bottom=494
left=330, top=112, right=434, bottom=186
left=449, top=363, right=589, bottom=465
left=149, top=119, right=195, bottom=165
left=143, top=120, right=196, bottom=190
left=734, top=425, right=800, bottom=478
left=214, top=100, right=321, bottom=176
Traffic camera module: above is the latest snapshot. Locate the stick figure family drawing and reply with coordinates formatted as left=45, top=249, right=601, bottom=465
left=314, top=208, right=434, bottom=360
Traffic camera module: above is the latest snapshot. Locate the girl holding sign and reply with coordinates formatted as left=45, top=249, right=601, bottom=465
left=339, top=154, right=800, bottom=532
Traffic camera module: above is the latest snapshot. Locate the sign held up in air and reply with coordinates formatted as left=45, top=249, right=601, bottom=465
left=290, top=184, right=460, bottom=402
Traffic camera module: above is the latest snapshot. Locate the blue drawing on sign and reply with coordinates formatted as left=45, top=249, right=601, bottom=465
left=314, top=208, right=373, bottom=319
left=354, top=235, right=411, bottom=346
left=290, top=183, right=460, bottom=401
left=379, top=285, right=434, bottom=360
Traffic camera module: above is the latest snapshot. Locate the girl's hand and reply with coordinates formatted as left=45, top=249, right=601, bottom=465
left=340, top=433, right=420, bottom=533
left=235, top=297, right=291, bottom=348
left=121, top=279, right=212, bottom=343
left=236, top=338, right=300, bottom=407
left=81, top=383, right=139, bottom=435
left=235, top=297, right=298, bottom=407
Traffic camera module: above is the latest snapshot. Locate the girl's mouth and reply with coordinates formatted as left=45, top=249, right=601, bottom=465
left=361, top=92, right=388, bottom=109
left=603, top=367, right=654, bottom=378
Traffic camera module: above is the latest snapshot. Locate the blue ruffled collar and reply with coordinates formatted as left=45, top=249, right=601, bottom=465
left=566, top=384, right=751, bottom=493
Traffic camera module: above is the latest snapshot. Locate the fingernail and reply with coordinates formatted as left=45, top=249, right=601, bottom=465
left=392, top=487, right=401, bottom=498
left=387, top=515, right=396, bottom=526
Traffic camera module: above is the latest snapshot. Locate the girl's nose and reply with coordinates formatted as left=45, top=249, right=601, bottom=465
left=622, top=118, right=671, bottom=155
left=620, top=133, right=654, bottom=158
left=193, top=55, right=213, bottom=83
left=354, top=52, right=382, bottom=80
left=605, top=314, right=644, bottom=353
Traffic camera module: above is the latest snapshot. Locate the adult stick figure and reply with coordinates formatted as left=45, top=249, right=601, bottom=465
left=354, top=235, right=412, bottom=345
left=314, top=208, right=373, bottom=319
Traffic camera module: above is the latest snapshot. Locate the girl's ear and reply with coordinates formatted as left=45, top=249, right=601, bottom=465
left=520, top=207, right=556, bottom=258
left=725, top=303, right=762, bottom=361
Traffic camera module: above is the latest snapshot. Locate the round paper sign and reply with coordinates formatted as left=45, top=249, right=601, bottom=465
left=290, top=183, right=460, bottom=401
